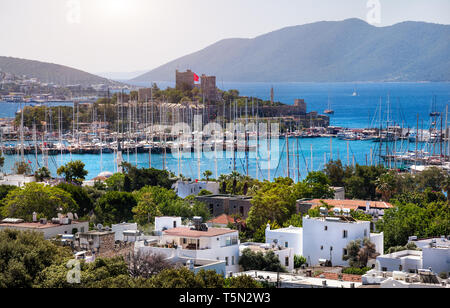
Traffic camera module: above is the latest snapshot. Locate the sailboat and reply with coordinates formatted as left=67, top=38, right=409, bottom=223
left=352, top=88, right=358, bottom=97
left=324, top=95, right=334, bottom=115
left=429, top=95, right=440, bottom=117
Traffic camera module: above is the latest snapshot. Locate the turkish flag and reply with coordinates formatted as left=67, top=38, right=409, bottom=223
left=193, top=73, right=199, bottom=82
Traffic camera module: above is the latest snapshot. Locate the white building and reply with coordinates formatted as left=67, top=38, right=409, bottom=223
left=302, top=215, right=384, bottom=267
left=111, top=222, right=140, bottom=242
left=240, top=242, right=295, bottom=271
left=265, top=225, right=303, bottom=256
left=362, top=269, right=449, bottom=289
left=375, top=237, right=450, bottom=276
left=0, top=219, right=89, bottom=239
left=154, top=217, right=182, bottom=232
left=376, top=250, right=423, bottom=273
left=136, top=218, right=240, bottom=274
left=172, top=180, right=220, bottom=199
left=0, top=174, right=36, bottom=187
left=410, top=237, right=450, bottom=276
left=235, top=271, right=361, bottom=288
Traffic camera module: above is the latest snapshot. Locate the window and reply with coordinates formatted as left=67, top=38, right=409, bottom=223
left=182, top=238, right=187, bottom=244
left=343, top=230, right=348, bottom=238
left=225, top=257, right=229, bottom=266
left=285, top=242, right=289, bottom=248
left=324, top=226, right=328, bottom=231
left=343, top=248, right=348, bottom=260
left=364, top=229, right=367, bottom=237
left=232, top=256, right=235, bottom=265
left=382, top=267, right=387, bottom=272
left=320, top=246, right=324, bottom=250
left=173, top=221, right=177, bottom=228
left=399, top=265, right=403, bottom=271
left=285, top=257, right=289, bottom=267
left=240, top=206, right=244, bottom=215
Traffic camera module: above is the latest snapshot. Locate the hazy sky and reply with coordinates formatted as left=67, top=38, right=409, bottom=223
left=1, top=0, right=449, bottom=75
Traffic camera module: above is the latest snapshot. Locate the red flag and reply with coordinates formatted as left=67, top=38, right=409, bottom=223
left=193, top=73, right=199, bottom=82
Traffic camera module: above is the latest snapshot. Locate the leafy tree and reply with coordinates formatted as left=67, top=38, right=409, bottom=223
left=294, top=255, right=307, bottom=269
left=416, top=167, right=445, bottom=192
left=239, top=248, right=286, bottom=272
left=132, top=191, right=162, bottom=226
left=225, top=275, right=262, bottom=288
left=0, top=230, right=72, bottom=288
left=376, top=201, right=450, bottom=249
left=0, top=185, right=16, bottom=202
left=324, top=160, right=345, bottom=187
left=148, top=268, right=223, bottom=288
left=105, top=173, right=125, bottom=191
left=343, top=165, right=387, bottom=200
left=57, top=160, right=88, bottom=185
left=198, top=189, right=212, bottom=196
left=283, top=213, right=303, bottom=228
left=253, top=220, right=280, bottom=243
left=247, top=181, right=296, bottom=230
left=57, top=183, right=94, bottom=217
left=121, top=163, right=175, bottom=191
left=1, top=183, right=78, bottom=221
left=293, top=172, right=335, bottom=199
left=36, top=257, right=134, bottom=288
left=94, top=191, right=137, bottom=225
left=34, top=167, right=51, bottom=182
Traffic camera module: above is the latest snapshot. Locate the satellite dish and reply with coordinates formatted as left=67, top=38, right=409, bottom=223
left=97, top=224, right=103, bottom=231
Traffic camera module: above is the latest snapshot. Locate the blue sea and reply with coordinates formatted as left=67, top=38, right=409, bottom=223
left=1, top=82, right=450, bottom=181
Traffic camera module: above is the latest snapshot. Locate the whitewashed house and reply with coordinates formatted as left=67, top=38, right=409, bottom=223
left=376, top=236, right=450, bottom=275
left=172, top=180, right=220, bottom=199
left=302, top=214, right=384, bottom=267
left=135, top=217, right=240, bottom=274
left=154, top=217, right=182, bottom=233
left=265, top=225, right=303, bottom=256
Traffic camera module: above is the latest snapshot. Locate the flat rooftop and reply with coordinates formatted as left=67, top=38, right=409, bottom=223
left=0, top=221, right=86, bottom=230
left=268, top=226, right=302, bottom=233
left=236, top=271, right=362, bottom=288
left=301, top=199, right=393, bottom=210
left=164, top=227, right=237, bottom=238
left=415, top=238, right=450, bottom=249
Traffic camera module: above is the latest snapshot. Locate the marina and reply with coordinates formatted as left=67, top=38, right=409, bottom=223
left=0, top=82, right=449, bottom=181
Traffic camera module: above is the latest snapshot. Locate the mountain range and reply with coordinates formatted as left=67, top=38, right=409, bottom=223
left=131, top=18, right=450, bottom=83
left=0, top=56, right=120, bottom=87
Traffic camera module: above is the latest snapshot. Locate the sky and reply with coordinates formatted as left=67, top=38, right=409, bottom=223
left=0, top=0, right=449, bottom=76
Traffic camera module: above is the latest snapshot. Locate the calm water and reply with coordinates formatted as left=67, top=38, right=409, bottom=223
left=1, top=82, right=450, bottom=180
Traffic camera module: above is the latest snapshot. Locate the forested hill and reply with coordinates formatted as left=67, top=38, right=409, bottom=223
left=132, top=18, right=450, bottom=83
left=0, top=56, right=120, bottom=87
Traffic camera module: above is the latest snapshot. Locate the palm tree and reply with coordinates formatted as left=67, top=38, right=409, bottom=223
left=375, top=172, right=397, bottom=201
left=203, top=170, right=213, bottom=182
left=441, top=175, right=450, bottom=203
